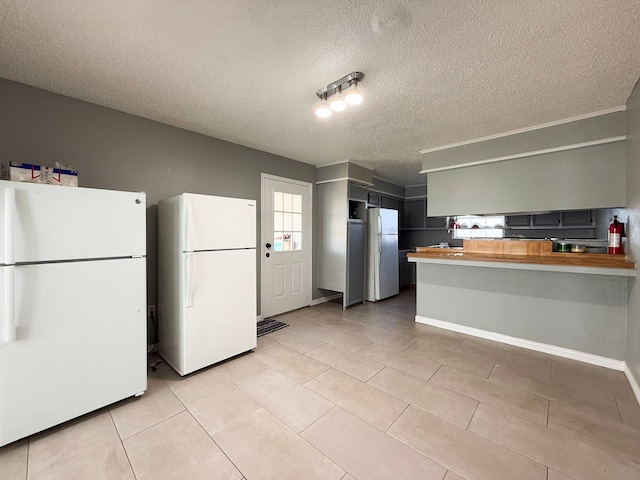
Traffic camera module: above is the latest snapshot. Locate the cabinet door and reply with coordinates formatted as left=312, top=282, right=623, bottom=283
left=399, top=259, right=411, bottom=289
left=425, top=216, right=447, bottom=229
left=380, top=195, right=391, bottom=208
left=506, top=215, right=531, bottom=227
left=403, top=199, right=425, bottom=229
left=532, top=212, right=560, bottom=227
left=561, top=210, right=593, bottom=227
left=345, top=222, right=366, bottom=307
left=368, top=192, right=380, bottom=207
left=348, top=183, right=368, bottom=202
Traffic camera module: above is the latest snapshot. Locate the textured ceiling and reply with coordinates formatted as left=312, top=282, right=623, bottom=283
left=1, top=1, right=640, bottom=186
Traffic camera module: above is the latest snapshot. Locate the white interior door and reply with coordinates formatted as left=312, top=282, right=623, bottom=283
left=261, top=175, right=312, bottom=318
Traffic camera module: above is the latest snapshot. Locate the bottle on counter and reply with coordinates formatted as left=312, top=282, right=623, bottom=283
left=608, top=215, right=624, bottom=254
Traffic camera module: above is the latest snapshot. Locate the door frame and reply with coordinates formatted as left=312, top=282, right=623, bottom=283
left=260, top=173, right=313, bottom=318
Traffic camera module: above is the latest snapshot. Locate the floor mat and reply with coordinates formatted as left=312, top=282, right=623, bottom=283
left=256, top=318, right=289, bottom=337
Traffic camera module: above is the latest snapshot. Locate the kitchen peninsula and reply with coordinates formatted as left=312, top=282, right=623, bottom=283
left=407, top=239, right=636, bottom=368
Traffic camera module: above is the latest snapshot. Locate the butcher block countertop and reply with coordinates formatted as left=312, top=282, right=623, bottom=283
left=407, top=239, right=635, bottom=274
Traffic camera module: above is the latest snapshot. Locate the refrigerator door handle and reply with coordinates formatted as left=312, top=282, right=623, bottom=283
left=378, top=215, right=382, bottom=263
left=4, top=187, right=16, bottom=265
left=184, top=253, right=194, bottom=308
left=4, top=266, right=16, bottom=342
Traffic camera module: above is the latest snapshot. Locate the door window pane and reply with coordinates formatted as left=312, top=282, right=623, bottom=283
left=283, top=193, right=293, bottom=212
left=274, top=192, right=283, bottom=211
left=274, top=212, right=283, bottom=231
left=273, top=191, right=303, bottom=252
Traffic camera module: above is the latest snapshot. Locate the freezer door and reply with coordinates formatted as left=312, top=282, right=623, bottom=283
left=0, top=257, right=147, bottom=447
left=379, top=208, right=398, bottom=235
left=376, top=234, right=400, bottom=300
left=181, top=249, right=257, bottom=375
left=0, top=180, right=146, bottom=263
left=183, top=193, right=256, bottom=251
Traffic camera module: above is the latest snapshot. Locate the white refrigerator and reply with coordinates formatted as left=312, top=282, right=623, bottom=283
left=366, top=207, right=399, bottom=302
left=0, top=180, right=147, bottom=447
left=158, top=193, right=257, bottom=376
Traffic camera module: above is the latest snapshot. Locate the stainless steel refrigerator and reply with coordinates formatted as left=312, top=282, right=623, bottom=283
left=366, top=207, right=399, bottom=301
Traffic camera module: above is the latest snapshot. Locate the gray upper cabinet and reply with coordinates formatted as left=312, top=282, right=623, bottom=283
left=561, top=210, right=594, bottom=227
left=401, top=198, right=447, bottom=230
left=532, top=212, right=560, bottom=227
left=403, top=199, right=425, bottom=229
left=348, top=183, right=368, bottom=202
left=506, top=215, right=531, bottom=227
left=505, top=210, right=595, bottom=229
left=367, top=192, right=380, bottom=207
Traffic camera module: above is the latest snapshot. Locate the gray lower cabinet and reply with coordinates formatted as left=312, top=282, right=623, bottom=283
left=346, top=222, right=366, bottom=306
left=399, top=257, right=411, bottom=289
left=318, top=180, right=368, bottom=309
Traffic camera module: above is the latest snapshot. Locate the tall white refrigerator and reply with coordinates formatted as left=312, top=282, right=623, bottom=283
left=366, top=207, right=399, bottom=302
left=0, top=180, right=147, bottom=447
left=158, top=193, right=257, bottom=376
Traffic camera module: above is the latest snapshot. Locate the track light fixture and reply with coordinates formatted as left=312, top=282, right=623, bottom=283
left=315, top=72, right=364, bottom=118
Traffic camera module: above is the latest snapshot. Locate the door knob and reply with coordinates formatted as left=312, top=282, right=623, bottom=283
left=266, top=243, right=272, bottom=248
left=266, top=252, right=270, bottom=258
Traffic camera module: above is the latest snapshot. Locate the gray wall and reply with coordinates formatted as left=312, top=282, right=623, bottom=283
left=427, top=142, right=626, bottom=216
left=421, top=111, right=625, bottom=170
left=424, top=110, right=627, bottom=217
left=0, top=79, right=322, bottom=338
left=416, top=263, right=628, bottom=359
left=626, top=79, right=640, bottom=385
left=370, top=176, right=404, bottom=198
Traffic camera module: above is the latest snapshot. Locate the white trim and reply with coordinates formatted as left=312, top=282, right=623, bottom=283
left=415, top=315, right=625, bottom=370
left=624, top=363, right=640, bottom=406
left=366, top=187, right=404, bottom=199
left=371, top=175, right=404, bottom=187
left=418, top=106, right=626, bottom=154
left=256, top=315, right=263, bottom=323
left=420, top=136, right=627, bottom=174
left=316, top=160, right=350, bottom=168
left=408, top=255, right=636, bottom=277
left=316, top=177, right=374, bottom=186
left=310, top=293, right=342, bottom=306
left=317, top=160, right=374, bottom=171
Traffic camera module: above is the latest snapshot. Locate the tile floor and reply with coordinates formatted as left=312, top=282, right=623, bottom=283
left=2, top=289, right=640, bottom=479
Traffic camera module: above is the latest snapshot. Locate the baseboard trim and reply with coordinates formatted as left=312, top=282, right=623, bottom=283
left=415, top=315, right=625, bottom=371
left=256, top=315, right=263, bottom=322
left=624, top=363, right=640, bottom=405
left=310, top=293, right=342, bottom=306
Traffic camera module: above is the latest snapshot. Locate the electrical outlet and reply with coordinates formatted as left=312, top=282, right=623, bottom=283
left=147, top=305, right=156, bottom=317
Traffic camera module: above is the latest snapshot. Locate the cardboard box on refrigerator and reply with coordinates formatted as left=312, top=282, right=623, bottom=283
left=1, top=162, right=79, bottom=186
